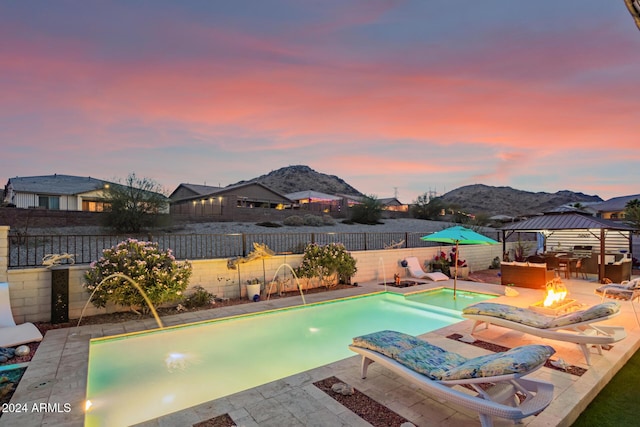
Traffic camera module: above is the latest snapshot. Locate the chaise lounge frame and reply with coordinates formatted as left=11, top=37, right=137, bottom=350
left=463, top=304, right=626, bottom=365
left=349, top=344, right=554, bottom=427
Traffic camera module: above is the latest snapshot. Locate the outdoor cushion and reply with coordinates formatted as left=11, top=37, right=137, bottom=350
left=462, top=302, right=552, bottom=329
left=463, top=302, right=621, bottom=330
left=392, top=342, right=469, bottom=380
left=352, top=330, right=554, bottom=381
left=595, top=285, right=636, bottom=300
left=351, top=330, right=426, bottom=358
left=547, top=302, right=620, bottom=328
left=439, top=344, right=555, bottom=381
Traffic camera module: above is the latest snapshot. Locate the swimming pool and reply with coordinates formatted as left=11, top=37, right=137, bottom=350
left=85, top=290, right=495, bottom=426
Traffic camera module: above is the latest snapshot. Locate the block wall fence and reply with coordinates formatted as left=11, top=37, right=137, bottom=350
left=0, top=226, right=511, bottom=323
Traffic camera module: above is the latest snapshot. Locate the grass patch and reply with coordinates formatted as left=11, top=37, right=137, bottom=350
left=571, top=347, right=640, bottom=426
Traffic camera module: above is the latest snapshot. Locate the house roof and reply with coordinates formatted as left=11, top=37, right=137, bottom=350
left=378, top=197, right=403, bottom=206
left=172, top=181, right=291, bottom=203
left=590, top=194, right=640, bottom=212
left=500, top=213, right=635, bottom=232
left=168, top=183, right=223, bottom=200
left=7, top=174, right=108, bottom=195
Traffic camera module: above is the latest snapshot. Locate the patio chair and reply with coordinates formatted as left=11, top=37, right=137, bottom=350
left=349, top=330, right=555, bottom=427
left=0, top=282, right=43, bottom=348
left=403, top=257, right=449, bottom=282
left=595, top=278, right=640, bottom=326
left=462, top=301, right=626, bottom=365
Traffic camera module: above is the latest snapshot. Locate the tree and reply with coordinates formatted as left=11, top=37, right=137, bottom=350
left=103, top=173, right=168, bottom=232
left=624, top=198, right=640, bottom=229
left=350, top=194, right=383, bottom=224
left=624, top=0, right=640, bottom=31
left=411, top=194, right=446, bottom=220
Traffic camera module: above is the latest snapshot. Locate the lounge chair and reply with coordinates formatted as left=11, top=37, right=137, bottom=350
left=462, top=301, right=626, bottom=365
left=349, top=330, right=555, bottom=427
left=595, top=278, right=640, bottom=326
left=0, top=282, right=43, bottom=348
left=403, top=257, right=449, bottom=281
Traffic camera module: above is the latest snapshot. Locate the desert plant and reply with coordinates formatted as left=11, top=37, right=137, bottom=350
left=489, top=256, right=501, bottom=269
left=102, top=173, right=168, bottom=233
left=84, top=238, right=192, bottom=314
left=513, top=237, right=534, bottom=262
left=295, top=243, right=357, bottom=288
left=350, top=195, right=383, bottom=224
left=322, top=214, right=336, bottom=225
left=283, top=215, right=305, bottom=226
left=183, top=286, right=215, bottom=308
left=303, top=214, right=324, bottom=226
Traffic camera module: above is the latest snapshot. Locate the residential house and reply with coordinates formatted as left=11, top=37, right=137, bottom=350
left=590, top=194, right=640, bottom=220
left=378, top=197, right=409, bottom=213
left=170, top=182, right=292, bottom=217
left=3, top=174, right=112, bottom=211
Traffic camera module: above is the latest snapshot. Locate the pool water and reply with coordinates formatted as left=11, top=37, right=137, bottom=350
left=85, top=290, right=495, bottom=426
left=406, top=288, right=497, bottom=311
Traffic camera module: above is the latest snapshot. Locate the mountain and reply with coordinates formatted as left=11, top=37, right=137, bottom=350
left=232, top=165, right=363, bottom=196
left=232, top=166, right=604, bottom=216
left=439, top=184, right=603, bottom=217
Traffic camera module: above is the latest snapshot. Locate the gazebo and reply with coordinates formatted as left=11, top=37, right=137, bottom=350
left=501, top=213, right=636, bottom=283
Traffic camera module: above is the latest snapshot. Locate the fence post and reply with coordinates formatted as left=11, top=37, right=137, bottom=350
left=363, top=233, right=367, bottom=251
left=242, top=233, right=247, bottom=257
left=0, top=226, right=8, bottom=282
left=51, top=266, right=69, bottom=324
left=405, top=232, right=409, bottom=248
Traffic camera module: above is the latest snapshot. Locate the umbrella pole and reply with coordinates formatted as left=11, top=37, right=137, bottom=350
left=454, top=242, right=459, bottom=299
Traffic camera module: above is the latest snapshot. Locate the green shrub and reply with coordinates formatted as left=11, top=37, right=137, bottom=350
left=183, top=286, right=215, bottom=308
left=303, top=214, right=324, bottom=226
left=84, top=239, right=192, bottom=314
left=283, top=215, right=304, bottom=226
left=350, top=195, right=383, bottom=225
left=295, top=243, right=357, bottom=287
left=322, top=214, right=336, bottom=225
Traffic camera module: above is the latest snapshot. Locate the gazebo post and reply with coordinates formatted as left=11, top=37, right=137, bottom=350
left=599, top=229, right=606, bottom=283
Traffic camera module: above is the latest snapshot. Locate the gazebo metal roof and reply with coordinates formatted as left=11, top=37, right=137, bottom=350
left=501, top=213, right=635, bottom=232
left=500, top=213, right=635, bottom=282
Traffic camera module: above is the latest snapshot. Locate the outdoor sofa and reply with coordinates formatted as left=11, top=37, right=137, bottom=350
left=500, top=261, right=555, bottom=289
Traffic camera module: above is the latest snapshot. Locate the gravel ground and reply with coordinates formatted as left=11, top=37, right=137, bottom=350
left=28, top=217, right=465, bottom=236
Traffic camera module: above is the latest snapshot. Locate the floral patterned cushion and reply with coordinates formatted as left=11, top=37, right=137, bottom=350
left=393, top=342, right=468, bottom=380
left=439, top=344, right=555, bottom=381
left=595, top=285, right=636, bottom=300
left=352, top=330, right=426, bottom=358
left=462, top=303, right=552, bottom=328
left=547, top=302, right=620, bottom=328
left=353, top=330, right=555, bottom=381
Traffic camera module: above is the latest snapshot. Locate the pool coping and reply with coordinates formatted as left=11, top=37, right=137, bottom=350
left=3, top=278, right=640, bottom=426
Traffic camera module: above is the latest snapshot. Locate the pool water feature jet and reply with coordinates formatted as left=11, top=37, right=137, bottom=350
left=73, top=272, right=164, bottom=335
left=266, top=263, right=306, bottom=305
left=379, top=257, right=387, bottom=292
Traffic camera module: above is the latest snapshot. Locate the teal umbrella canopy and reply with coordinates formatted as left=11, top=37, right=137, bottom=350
left=421, top=226, right=498, bottom=299
left=420, top=225, right=498, bottom=246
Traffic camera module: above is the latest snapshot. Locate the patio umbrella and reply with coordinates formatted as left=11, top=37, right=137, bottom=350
left=421, top=226, right=499, bottom=299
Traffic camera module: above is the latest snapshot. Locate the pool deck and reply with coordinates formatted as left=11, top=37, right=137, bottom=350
left=3, top=276, right=640, bottom=427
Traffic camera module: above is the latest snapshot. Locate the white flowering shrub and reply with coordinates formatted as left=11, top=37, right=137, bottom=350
left=295, top=243, right=357, bottom=287
left=84, top=239, right=192, bottom=313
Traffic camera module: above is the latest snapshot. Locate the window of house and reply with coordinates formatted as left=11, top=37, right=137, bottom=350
left=38, top=196, right=60, bottom=210
left=82, top=200, right=109, bottom=212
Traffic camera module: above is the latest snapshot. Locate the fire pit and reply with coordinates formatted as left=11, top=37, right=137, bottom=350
left=529, top=277, right=580, bottom=315
left=529, top=299, right=580, bottom=316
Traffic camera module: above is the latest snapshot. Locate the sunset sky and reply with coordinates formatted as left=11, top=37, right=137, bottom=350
left=1, top=1, right=639, bottom=203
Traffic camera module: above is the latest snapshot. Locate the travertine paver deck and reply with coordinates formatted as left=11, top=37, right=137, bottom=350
left=2, top=277, right=639, bottom=426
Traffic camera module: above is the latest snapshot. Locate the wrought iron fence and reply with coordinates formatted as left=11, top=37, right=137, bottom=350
left=7, top=231, right=438, bottom=268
